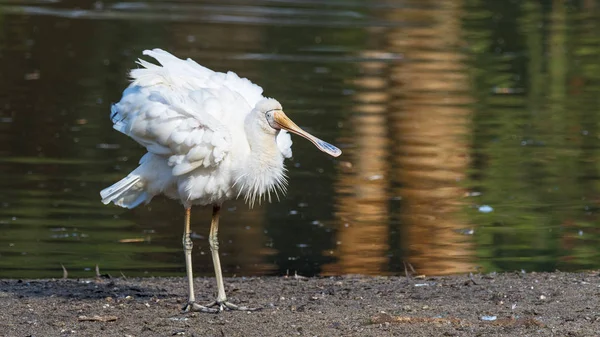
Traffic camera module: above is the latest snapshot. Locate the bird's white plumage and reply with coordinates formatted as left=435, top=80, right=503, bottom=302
left=102, top=49, right=293, bottom=208
left=99, top=49, right=342, bottom=313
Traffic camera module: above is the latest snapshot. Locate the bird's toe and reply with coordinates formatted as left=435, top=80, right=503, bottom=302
left=183, top=301, right=219, bottom=314
left=183, top=300, right=260, bottom=313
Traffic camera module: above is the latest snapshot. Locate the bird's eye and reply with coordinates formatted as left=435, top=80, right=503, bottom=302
left=266, top=111, right=273, bottom=119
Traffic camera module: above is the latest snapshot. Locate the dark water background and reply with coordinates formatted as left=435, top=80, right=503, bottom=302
left=1, top=0, right=600, bottom=278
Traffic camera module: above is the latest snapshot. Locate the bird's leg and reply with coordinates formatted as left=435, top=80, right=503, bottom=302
left=180, top=208, right=218, bottom=313
left=209, top=205, right=227, bottom=304
left=181, top=207, right=209, bottom=312
left=189, top=205, right=259, bottom=313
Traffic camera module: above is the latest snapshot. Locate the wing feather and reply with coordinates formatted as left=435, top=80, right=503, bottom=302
left=111, top=86, right=232, bottom=176
left=109, top=49, right=285, bottom=176
left=110, top=49, right=268, bottom=176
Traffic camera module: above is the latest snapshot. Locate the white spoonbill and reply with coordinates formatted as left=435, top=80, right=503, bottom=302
left=100, top=49, right=341, bottom=313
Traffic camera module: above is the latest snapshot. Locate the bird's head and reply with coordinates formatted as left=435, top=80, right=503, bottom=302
left=255, top=98, right=341, bottom=157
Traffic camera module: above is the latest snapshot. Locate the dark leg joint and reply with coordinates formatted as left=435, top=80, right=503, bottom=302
left=183, top=235, right=193, bottom=250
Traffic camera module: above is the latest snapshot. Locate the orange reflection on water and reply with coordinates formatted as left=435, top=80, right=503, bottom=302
left=388, top=1, right=475, bottom=276
left=323, top=51, right=391, bottom=275
left=326, top=1, right=476, bottom=276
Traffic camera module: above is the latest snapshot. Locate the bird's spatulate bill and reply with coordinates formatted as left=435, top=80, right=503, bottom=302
left=273, top=111, right=342, bottom=157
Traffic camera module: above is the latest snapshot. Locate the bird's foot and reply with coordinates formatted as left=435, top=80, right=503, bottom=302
left=183, top=300, right=260, bottom=313
left=183, top=301, right=218, bottom=313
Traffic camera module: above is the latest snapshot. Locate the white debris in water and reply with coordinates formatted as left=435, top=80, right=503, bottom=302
left=96, top=143, right=120, bottom=149
left=458, top=228, right=475, bottom=235
left=478, top=205, right=493, bottom=213
left=481, top=315, right=497, bottom=321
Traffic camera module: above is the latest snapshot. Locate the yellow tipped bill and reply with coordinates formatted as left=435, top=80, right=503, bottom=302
left=273, top=111, right=342, bottom=157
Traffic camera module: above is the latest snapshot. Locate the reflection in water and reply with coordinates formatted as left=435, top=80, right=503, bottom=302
left=324, top=2, right=475, bottom=276
left=1, top=0, right=600, bottom=278
left=464, top=0, right=600, bottom=272
left=387, top=1, right=474, bottom=275
left=323, top=49, right=391, bottom=275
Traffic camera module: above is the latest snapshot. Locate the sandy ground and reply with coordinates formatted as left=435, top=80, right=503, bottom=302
left=1, top=271, right=599, bottom=336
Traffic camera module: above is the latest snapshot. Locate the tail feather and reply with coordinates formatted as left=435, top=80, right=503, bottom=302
left=101, top=174, right=150, bottom=209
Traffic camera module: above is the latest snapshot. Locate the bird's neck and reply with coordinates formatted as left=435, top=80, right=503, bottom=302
left=234, top=122, right=287, bottom=207
left=248, top=126, right=282, bottom=165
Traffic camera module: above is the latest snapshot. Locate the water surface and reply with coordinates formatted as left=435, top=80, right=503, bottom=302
left=1, top=0, right=600, bottom=278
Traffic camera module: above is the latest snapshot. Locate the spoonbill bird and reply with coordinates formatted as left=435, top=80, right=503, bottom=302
left=100, top=49, right=341, bottom=313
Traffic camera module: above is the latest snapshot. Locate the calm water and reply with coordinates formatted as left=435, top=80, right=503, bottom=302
left=1, top=0, right=600, bottom=279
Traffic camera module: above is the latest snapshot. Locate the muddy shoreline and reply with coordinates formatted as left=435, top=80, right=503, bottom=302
left=1, top=271, right=599, bottom=336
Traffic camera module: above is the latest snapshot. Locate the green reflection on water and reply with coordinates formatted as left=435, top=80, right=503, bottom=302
left=464, top=0, right=600, bottom=272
